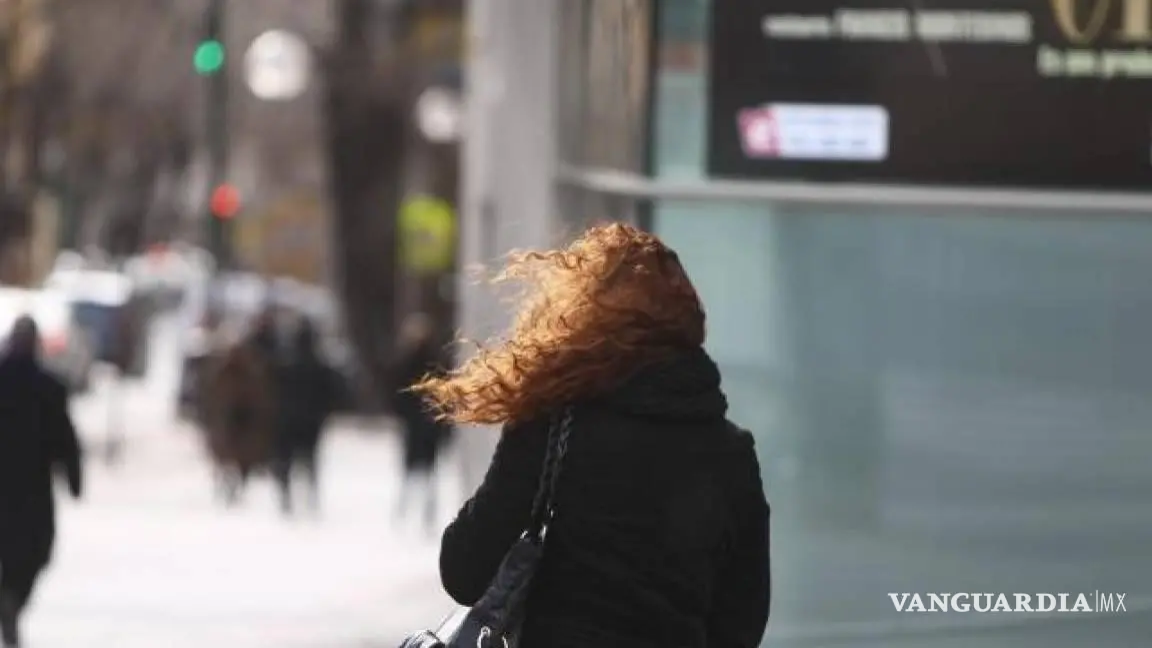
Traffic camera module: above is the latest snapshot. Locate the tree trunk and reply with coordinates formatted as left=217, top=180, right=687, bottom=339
left=322, top=0, right=410, bottom=411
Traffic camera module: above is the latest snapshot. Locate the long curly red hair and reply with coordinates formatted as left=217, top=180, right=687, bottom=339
left=412, top=222, right=706, bottom=425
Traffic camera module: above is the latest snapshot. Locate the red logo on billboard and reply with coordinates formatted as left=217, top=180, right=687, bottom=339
left=738, top=107, right=780, bottom=158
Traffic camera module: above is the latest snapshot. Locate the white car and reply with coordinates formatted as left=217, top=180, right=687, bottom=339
left=0, top=287, right=96, bottom=393
left=123, top=245, right=212, bottom=310
left=43, top=269, right=151, bottom=378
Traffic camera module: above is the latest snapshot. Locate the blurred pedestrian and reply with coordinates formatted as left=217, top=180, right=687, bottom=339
left=198, top=315, right=276, bottom=506
left=0, top=317, right=83, bottom=648
left=111, top=292, right=150, bottom=379
left=412, top=223, right=770, bottom=647
left=391, top=313, right=453, bottom=533
left=271, top=318, right=339, bottom=517
left=248, top=307, right=280, bottom=362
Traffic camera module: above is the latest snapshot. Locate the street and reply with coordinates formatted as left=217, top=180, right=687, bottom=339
left=13, top=305, right=1152, bottom=648
left=20, top=316, right=457, bottom=648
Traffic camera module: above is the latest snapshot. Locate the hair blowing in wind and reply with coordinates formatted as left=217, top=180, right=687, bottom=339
left=412, top=223, right=707, bottom=426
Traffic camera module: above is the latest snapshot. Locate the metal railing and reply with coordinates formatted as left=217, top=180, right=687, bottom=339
left=556, top=163, right=1152, bottom=216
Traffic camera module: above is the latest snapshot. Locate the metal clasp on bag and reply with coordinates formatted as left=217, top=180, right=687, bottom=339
left=477, top=626, right=510, bottom=648
left=520, top=519, right=551, bottom=544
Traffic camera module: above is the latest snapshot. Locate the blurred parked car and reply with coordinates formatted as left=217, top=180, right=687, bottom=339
left=43, top=268, right=152, bottom=378
left=123, top=243, right=210, bottom=311
left=0, top=286, right=96, bottom=393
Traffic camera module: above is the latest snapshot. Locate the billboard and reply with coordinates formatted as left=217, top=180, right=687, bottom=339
left=708, top=1, right=1152, bottom=191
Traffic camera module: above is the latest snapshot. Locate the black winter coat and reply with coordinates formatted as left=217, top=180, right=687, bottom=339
left=440, top=346, right=770, bottom=648
left=0, top=355, right=82, bottom=568
left=275, top=352, right=338, bottom=455
left=393, top=341, right=452, bottom=472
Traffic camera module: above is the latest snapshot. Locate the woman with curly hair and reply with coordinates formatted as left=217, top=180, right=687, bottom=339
left=413, top=223, right=770, bottom=648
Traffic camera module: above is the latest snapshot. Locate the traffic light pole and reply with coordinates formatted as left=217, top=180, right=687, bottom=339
left=204, top=0, right=232, bottom=270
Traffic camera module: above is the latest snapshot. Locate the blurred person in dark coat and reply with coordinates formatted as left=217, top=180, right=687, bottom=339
left=271, top=318, right=339, bottom=517
left=198, top=314, right=277, bottom=506
left=391, top=313, right=453, bottom=532
left=0, top=317, right=83, bottom=648
left=248, top=307, right=280, bottom=361
left=114, top=294, right=151, bottom=379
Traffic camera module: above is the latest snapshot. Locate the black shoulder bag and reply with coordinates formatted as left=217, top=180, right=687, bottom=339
left=400, top=408, right=574, bottom=648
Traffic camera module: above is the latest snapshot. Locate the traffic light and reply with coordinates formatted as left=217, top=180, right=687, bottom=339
left=209, top=184, right=241, bottom=220
left=202, top=0, right=231, bottom=269
left=194, top=39, right=225, bottom=75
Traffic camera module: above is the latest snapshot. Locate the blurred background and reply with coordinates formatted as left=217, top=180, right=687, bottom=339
left=0, top=0, right=1150, bottom=646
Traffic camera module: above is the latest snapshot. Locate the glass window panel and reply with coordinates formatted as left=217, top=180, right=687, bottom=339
left=557, top=0, right=653, bottom=171
left=556, top=184, right=645, bottom=234
left=556, top=0, right=591, bottom=165
left=582, top=0, right=652, bottom=171
left=655, top=199, right=1152, bottom=647
left=651, top=0, right=708, bottom=178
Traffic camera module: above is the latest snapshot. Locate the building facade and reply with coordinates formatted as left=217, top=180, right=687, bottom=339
left=462, top=1, right=1152, bottom=645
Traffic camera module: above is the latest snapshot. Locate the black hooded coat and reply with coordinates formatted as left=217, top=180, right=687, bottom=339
left=0, top=353, right=82, bottom=570
left=439, top=346, right=770, bottom=648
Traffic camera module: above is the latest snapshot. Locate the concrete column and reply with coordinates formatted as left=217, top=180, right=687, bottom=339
left=456, top=0, right=560, bottom=495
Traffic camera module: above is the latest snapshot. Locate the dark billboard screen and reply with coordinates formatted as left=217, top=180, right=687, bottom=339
left=708, top=1, right=1152, bottom=191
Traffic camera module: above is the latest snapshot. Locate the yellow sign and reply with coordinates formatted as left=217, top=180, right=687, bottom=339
left=399, top=194, right=455, bottom=274
left=411, top=10, right=464, bottom=61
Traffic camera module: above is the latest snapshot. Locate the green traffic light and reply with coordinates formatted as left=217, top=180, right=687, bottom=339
left=194, top=40, right=226, bottom=75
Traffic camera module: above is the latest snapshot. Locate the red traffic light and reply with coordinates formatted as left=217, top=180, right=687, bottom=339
left=210, top=184, right=241, bottom=219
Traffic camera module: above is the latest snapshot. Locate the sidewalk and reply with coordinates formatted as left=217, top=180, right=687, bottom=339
left=29, top=403, right=461, bottom=648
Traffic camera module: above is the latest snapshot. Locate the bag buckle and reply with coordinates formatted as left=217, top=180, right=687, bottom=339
left=477, top=626, right=510, bottom=648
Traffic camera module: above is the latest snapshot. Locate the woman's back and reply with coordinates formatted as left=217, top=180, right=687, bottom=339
left=416, top=223, right=769, bottom=648
left=439, top=347, right=770, bottom=648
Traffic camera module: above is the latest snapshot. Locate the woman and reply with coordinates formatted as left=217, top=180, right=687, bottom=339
left=0, top=317, right=83, bottom=648
left=413, top=223, right=770, bottom=647
left=392, top=313, right=453, bottom=532
left=199, top=317, right=276, bottom=506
